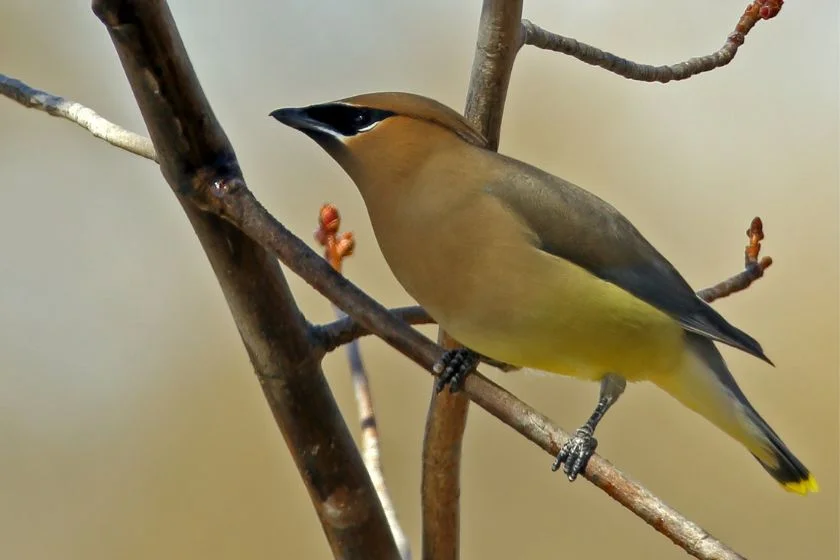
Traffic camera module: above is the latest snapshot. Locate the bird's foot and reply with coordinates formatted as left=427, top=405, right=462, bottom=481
left=433, top=348, right=479, bottom=393
left=551, top=426, right=598, bottom=481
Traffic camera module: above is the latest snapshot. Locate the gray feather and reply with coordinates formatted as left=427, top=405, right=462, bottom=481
left=485, top=154, right=771, bottom=364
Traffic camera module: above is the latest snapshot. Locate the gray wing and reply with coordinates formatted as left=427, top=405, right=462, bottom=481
left=485, top=155, right=771, bottom=364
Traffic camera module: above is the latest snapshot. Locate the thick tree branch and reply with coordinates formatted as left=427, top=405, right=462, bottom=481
left=315, top=205, right=411, bottom=560
left=88, top=1, right=399, bottom=558
left=521, top=0, right=783, bottom=83
left=0, top=73, right=157, bottom=161
left=422, top=3, right=525, bottom=559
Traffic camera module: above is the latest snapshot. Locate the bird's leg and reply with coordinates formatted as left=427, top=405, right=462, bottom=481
left=433, top=348, right=481, bottom=393
left=552, top=373, right=626, bottom=481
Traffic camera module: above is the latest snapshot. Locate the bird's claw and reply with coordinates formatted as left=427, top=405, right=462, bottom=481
left=433, top=349, right=479, bottom=394
left=551, top=427, right=598, bottom=481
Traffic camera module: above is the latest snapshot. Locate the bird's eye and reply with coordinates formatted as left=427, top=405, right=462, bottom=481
left=353, top=111, right=374, bottom=130
left=302, top=104, right=393, bottom=137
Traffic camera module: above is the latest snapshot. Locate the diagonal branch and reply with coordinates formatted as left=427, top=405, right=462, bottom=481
left=315, top=205, right=412, bottom=560
left=87, top=1, right=399, bottom=558
left=0, top=68, right=749, bottom=558
left=521, top=0, right=783, bottom=83
left=0, top=73, right=157, bottom=161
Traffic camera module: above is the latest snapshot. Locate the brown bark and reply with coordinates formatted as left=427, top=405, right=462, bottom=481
left=90, top=1, right=399, bottom=557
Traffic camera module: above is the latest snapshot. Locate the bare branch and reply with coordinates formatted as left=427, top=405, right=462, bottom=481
left=463, top=0, right=524, bottom=151
left=697, top=217, right=773, bottom=302
left=315, top=205, right=412, bottom=560
left=315, top=306, right=434, bottom=352
left=421, top=352, right=469, bottom=560
left=0, top=73, right=157, bottom=161
left=521, top=0, right=783, bottom=83
left=88, top=1, right=399, bottom=558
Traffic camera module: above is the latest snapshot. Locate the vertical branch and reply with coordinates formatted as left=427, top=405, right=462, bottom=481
left=463, top=0, right=525, bottom=150
left=421, top=2, right=523, bottom=559
left=421, top=332, right=470, bottom=560
left=90, top=1, right=399, bottom=558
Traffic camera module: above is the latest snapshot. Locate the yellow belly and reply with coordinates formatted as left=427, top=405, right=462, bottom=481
left=429, top=248, right=686, bottom=382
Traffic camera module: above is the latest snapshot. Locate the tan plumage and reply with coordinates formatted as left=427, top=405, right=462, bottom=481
left=270, top=92, right=817, bottom=494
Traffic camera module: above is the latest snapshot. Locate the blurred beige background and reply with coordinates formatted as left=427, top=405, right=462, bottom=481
left=1, top=1, right=837, bottom=558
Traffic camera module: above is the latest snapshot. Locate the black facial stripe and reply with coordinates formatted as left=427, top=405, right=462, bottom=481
left=303, top=104, right=394, bottom=136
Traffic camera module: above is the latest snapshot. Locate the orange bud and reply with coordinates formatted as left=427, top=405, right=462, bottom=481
left=319, top=203, right=341, bottom=235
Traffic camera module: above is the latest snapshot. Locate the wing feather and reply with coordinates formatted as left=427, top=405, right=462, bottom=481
left=484, top=155, right=771, bottom=364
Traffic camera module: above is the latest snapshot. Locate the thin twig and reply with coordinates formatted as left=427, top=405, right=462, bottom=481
left=521, top=0, right=783, bottom=83
left=0, top=73, right=157, bottom=161
left=315, top=205, right=412, bottom=560
left=315, top=306, right=434, bottom=352
left=697, top=217, right=773, bottom=302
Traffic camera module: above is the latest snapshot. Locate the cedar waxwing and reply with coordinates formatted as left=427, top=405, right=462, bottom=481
left=270, top=92, right=818, bottom=494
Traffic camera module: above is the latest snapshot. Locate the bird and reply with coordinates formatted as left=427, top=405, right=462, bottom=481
left=270, top=92, right=818, bottom=494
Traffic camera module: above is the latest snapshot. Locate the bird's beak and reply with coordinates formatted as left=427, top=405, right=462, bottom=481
left=270, top=107, right=339, bottom=142
left=270, top=107, right=317, bottom=131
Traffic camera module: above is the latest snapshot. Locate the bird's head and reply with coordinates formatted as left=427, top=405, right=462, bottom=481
left=270, top=92, right=487, bottom=185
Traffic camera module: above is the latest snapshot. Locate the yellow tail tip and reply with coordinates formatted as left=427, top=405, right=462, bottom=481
left=783, top=475, right=819, bottom=495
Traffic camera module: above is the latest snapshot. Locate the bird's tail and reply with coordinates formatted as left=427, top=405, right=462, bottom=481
left=654, top=333, right=818, bottom=495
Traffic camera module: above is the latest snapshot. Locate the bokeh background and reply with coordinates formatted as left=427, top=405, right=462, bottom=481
left=1, top=1, right=837, bottom=558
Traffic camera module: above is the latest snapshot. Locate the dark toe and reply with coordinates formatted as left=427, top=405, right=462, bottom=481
left=552, top=430, right=597, bottom=480
left=433, top=349, right=479, bottom=394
